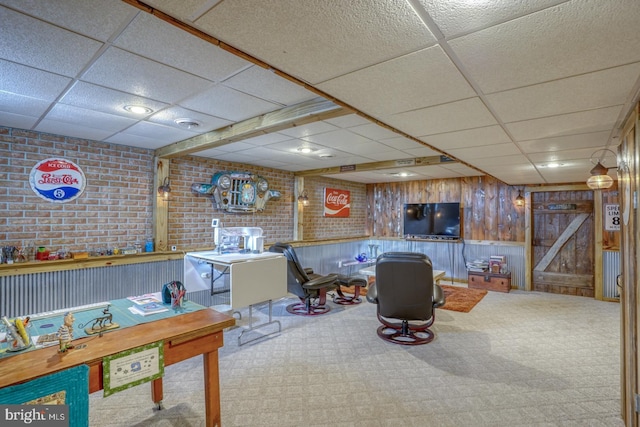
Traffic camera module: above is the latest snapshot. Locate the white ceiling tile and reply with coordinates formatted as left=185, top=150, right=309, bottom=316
left=449, top=0, right=640, bottom=93
left=447, top=143, right=521, bottom=160
left=487, top=63, right=640, bottom=123
left=209, top=151, right=263, bottom=164
left=0, top=111, right=39, bottom=130
left=243, top=133, right=294, bottom=146
left=518, top=131, right=610, bottom=154
left=120, top=121, right=197, bottom=142
left=35, top=120, right=114, bottom=141
left=317, top=46, right=476, bottom=117
left=106, top=132, right=183, bottom=150
left=530, top=148, right=616, bottom=167
left=0, top=6, right=103, bottom=77
left=300, top=129, right=373, bottom=149
left=194, top=0, right=436, bottom=84
left=44, top=104, right=137, bottom=132
left=385, top=98, right=497, bottom=136
left=324, top=114, right=371, bottom=128
left=148, top=107, right=231, bottom=133
left=82, top=47, right=212, bottom=103
left=0, top=91, right=51, bottom=117
left=179, top=85, right=280, bottom=122
left=1, top=0, right=136, bottom=41
left=421, top=125, right=511, bottom=150
left=214, top=141, right=255, bottom=153
left=506, top=106, right=622, bottom=141
left=60, top=82, right=169, bottom=118
left=0, top=60, right=72, bottom=101
left=379, top=136, right=426, bottom=150
left=340, top=123, right=399, bottom=141
left=143, top=0, right=221, bottom=22
left=278, top=122, right=339, bottom=139
left=114, top=12, right=251, bottom=82
left=472, top=154, right=531, bottom=167
left=419, top=0, right=567, bottom=38
left=222, top=66, right=317, bottom=105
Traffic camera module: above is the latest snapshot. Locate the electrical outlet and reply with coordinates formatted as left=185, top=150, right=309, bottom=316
left=171, top=245, right=177, bottom=251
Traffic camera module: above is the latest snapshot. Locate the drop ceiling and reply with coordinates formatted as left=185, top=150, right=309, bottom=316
left=1, top=0, right=639, bottom=185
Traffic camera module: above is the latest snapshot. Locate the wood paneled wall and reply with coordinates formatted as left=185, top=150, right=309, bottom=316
left=366, top=176, right=525, bottom=242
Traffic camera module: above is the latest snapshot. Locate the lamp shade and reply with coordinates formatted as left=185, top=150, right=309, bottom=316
left=586, top=161, right=614, bottom=190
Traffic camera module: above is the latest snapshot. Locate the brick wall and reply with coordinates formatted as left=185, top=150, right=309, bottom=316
left=0, top=127, right=154, bottom=253
left=300, top=176, right=368, bottom=239
left=0, top=127, right=368, bottom=254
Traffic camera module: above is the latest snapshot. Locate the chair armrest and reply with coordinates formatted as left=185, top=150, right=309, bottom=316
left=302, top=274, right=338, bottom=291
left=433, top=284, right=446, bottom=308
left=304, top=267, right=314, bottom=274
left=365, top=282, right=378, bottom=304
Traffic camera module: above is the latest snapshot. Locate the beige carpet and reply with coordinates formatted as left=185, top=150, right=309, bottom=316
left=89, top=290, right=624, bottom=427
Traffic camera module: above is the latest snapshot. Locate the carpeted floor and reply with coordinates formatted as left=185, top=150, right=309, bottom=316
left=89, top=287, right=624, bottom=427
left=440, top=285, right=488, bottom=312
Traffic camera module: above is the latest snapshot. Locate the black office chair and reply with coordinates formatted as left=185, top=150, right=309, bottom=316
left=269, top=243, right=338, bottom=315
left=366, top=252, right=445, bottom=345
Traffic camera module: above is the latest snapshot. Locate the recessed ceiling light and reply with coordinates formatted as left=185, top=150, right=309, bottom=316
left=389, top=172, right=415, bottom=177
left=175, top=118, right=201, bottom=130
left=318, top=153, right=335, bottom=159
left=297, top=147, right=317, bottom=154
left=123, top=105, right=153, bottom=114
left=541, top=162, right=565, bottom=168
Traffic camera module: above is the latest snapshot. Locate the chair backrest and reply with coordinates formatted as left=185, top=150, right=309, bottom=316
left=374, top=252, right=435, bottom=321
left=268, top=242, right=309, bottom=298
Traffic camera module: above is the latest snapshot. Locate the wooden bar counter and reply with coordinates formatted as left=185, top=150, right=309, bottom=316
left=0, top=308, right=235, bottom=427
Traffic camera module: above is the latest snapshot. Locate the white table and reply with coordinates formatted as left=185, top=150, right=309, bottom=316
left=358, top=265, right=446, bottom=284
left=184, top=251, right=286, bottom=345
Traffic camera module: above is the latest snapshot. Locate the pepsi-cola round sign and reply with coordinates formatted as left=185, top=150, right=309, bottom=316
left=29, top=158, right=86, bottom=203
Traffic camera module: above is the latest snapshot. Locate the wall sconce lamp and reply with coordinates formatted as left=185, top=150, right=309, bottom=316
left=514, top=189, right=525, bottom=207
left=297, top=189, right=309, bottom=206
left=586, top=149, right=617, bottom=190
left=158, top=177, right=171, bottom=199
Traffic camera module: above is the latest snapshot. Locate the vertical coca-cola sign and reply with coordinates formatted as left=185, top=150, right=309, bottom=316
left=323, top=188, right=350, bottom=217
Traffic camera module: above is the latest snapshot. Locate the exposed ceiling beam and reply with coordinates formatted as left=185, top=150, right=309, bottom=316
left=155, top=98, right=350, bottom=158
left=294, top=155, right=455, bottom=177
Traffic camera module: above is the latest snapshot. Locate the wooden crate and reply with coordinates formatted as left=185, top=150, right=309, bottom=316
left=468, top=271, right=511, bottom=293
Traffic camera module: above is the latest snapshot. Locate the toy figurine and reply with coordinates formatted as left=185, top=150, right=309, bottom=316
left=57, top=312, right=75, bottom=352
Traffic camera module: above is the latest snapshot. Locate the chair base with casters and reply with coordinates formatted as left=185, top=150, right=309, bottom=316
left=376, top=313, right=435, bottom=345
left=287, top=291, right=331, bottom=315
left=331, top=274, right=367, bottom=305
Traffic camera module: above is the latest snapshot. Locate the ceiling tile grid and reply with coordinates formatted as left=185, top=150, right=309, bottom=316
left=1, top=0, right=639, bottom=185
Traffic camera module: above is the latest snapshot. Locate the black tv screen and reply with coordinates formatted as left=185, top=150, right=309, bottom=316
left=403, top=202, right=461, bottom=239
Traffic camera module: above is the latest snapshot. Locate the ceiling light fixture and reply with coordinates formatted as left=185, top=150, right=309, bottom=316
left=175, top=118, right=201, bottom=130
left=586, top=148, right=617, bottom=190
left=123, top=105, right=153, bottom=115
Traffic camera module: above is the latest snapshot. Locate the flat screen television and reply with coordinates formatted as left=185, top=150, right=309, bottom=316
left=403, top=202, right=461, bottom=240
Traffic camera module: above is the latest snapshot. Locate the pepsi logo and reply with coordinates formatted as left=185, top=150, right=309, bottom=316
left=29, top=158, right=86, bottom=203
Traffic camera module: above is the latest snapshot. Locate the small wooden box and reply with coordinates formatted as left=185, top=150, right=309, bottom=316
left=468, top=271, right=511, bottom=293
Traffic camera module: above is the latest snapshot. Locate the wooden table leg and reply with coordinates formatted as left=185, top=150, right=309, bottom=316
left=151, top=377, right=163, bottom=409
left=203, top=350, right=222, bottom=427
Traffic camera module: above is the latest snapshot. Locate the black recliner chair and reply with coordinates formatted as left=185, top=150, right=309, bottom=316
left=366, top=252, right=445, bottom=345
left=269, top=243, right=338, bottom=315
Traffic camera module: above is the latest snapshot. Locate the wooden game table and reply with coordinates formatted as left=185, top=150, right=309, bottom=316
left=0, top=304, right=235, bottom=427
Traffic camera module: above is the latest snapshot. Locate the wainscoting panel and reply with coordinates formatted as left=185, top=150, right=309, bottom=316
left=0, top=260, right=183, bottom=318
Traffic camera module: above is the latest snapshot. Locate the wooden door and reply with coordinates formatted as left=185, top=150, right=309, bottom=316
left=531, top=192, right=594, bottom=296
